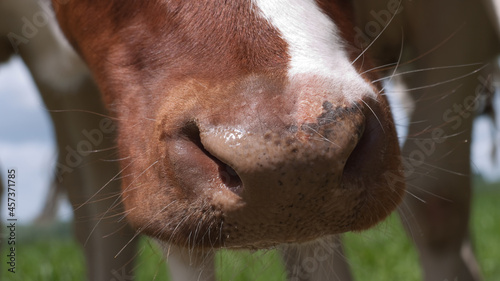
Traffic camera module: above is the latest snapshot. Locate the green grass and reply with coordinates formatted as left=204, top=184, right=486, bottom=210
left=344, top=214, right=421, bottom=281
left=471, top=190, right=500, bottom=278
left=1, top=188, right=499, bottom=281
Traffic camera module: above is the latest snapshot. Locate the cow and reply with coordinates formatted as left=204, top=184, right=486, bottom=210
left=1, top=0, right=499, bottom=280
left=353, top=1, right=499, bottom=280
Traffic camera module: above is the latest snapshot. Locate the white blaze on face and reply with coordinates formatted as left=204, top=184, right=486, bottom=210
left=252, top=0, right=376, bottom=118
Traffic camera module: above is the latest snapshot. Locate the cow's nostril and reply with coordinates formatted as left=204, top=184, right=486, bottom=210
left=219, top=164, right=243, bottom=194
left=181, top=121, right=203, bottom=145
left=343, top=120, right=370, bottom=177
left=181, top=122, right=243, bottom=194
left=343, top=99, right=389, bottom=181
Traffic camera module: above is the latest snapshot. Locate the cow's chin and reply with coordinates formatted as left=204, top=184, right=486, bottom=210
left=122, top=158, right=404, bottom=249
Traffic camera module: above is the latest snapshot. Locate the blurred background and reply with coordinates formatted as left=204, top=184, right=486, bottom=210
left=2, top=0, right=500, bottom=280
left=0, top=56, right=73, bottom=223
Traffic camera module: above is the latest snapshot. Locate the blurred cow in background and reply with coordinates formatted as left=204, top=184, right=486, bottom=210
left=0, top=1, right=137, bottom=280
left=353, top=1, right=499, bottom=279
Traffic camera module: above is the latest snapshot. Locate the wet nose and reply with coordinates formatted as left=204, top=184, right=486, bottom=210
left=200, top=100, right=365, bottom=198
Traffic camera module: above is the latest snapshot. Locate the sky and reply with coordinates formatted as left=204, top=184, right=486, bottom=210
left=0, top=57, right=72, bottom=223
left=0, top=56, right=499, bottom=223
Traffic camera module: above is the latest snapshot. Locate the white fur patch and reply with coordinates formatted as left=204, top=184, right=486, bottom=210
left=252, top=0, right=375, bottom=101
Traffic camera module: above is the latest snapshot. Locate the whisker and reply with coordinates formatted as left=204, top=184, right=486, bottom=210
left=115, top=201, right=175, bottom=258
left=405, top=182, right=453, bottom=202
left=378, top=28, right=405, bottom=94
left=121, top=160, right=160, bottom=193
left=373, top=62, right=486, bottom=84
left=396, top=64, right=489, bottom=92
left=82, top=192, right=122, bottom=207
left=404, top=189, right=426, bottom=203
left=360, top=99, right=385, bottom=134
left=351, top=0, right=402, bottom=65
left=48, top=108, right=119, bottom=120
left=405, top=23, right=466, bottom=66
left=84, top=195, right=131, bottom=246
left=100, top=156, right=132, bottom=162
left=361, top=62, right=399, bottom=76
left=85, top=160, right=158, bottom=246
left=75, top=160, right=135, bottom=212
left=84, top=146, right=120, bottom=154
left=301, top=124, right=341, bottom=148
left=102, top=219, right=134, bottom=238
left=420, top=161, right=469, bottom=177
